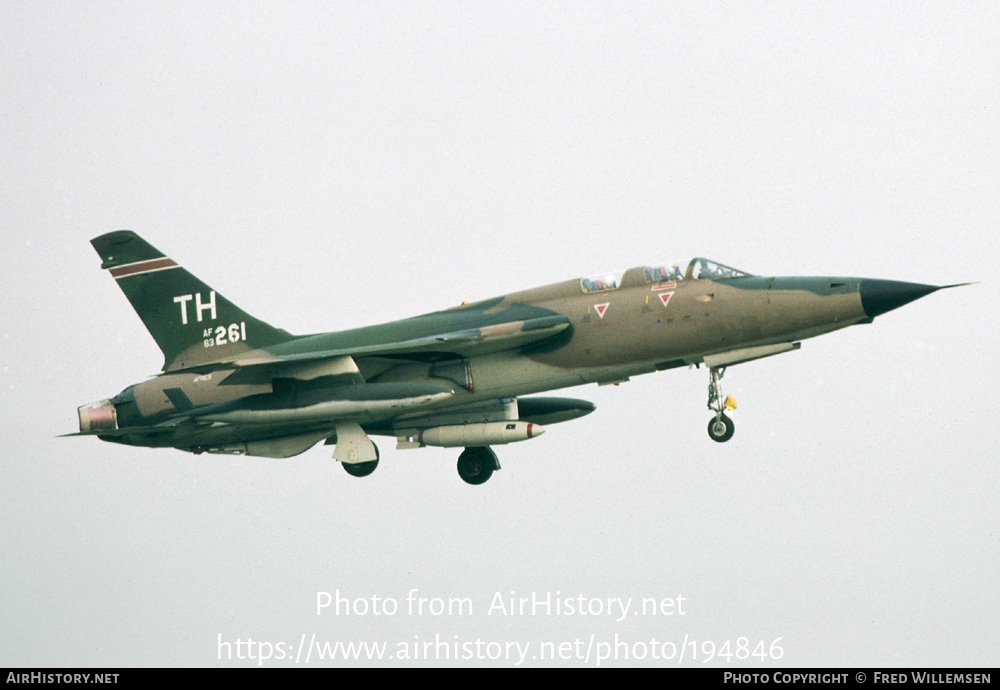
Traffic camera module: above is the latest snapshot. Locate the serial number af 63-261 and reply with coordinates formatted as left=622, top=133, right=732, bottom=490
left=67, top=231, right=968, bottom=485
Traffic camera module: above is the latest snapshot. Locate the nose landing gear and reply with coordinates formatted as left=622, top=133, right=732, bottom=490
left=707, top=366, right=736, bottom=443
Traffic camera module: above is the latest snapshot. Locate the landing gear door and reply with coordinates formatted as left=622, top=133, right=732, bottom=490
left=430, top=359, right=474, bottom=393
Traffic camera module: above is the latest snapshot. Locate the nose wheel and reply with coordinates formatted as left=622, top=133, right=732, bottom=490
left=707, top=366, right=737, bottom=443
left=707, top=413, right=735, bottom=442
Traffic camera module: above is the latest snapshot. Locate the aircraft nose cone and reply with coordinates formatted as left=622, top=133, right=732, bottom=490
left=860, top=279, right=940, bottom=319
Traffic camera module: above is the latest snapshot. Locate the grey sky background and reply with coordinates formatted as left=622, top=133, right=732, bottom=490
left=2, top=2, right=997, bottom=667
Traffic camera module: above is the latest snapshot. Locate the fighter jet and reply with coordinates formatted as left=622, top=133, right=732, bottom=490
left=68, top=231, right=966, bottom=484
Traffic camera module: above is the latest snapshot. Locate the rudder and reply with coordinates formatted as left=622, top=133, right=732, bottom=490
left=91, top=230, right=295, bottom=371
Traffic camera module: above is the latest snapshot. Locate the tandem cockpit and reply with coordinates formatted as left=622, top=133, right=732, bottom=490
left=580, top=258, right=752, bottom=293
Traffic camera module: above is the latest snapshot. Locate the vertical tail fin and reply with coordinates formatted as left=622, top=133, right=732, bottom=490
left=91, top=230, right=295, bottom=371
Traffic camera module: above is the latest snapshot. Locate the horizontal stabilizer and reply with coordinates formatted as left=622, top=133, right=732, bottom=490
left=58, top=424, right=181, bottom=438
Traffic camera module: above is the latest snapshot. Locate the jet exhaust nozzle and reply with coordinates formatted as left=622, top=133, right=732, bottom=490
left=78, top=399, right=118, bottom=432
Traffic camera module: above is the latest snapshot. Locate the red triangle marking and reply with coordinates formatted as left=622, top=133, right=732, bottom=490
left=658, top=291, right=674, bottom=307
left=594, top=303, right=609, bottom=319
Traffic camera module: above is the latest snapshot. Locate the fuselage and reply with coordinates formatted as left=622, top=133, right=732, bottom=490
left=76, top=231, right=956, bottom=483
left=104, top=260, right=870, bottom=450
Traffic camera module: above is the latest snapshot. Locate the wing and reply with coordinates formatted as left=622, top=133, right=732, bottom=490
left=169, top=314, right=571, bottom=384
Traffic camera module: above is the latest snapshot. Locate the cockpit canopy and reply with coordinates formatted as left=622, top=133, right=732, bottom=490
left=580, top=258, right=752, bottom=293
left=687, top=258, right=752, bottom=281
left=580, top=270, right=625, bottom=293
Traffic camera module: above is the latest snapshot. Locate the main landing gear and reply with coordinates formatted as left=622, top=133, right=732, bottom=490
left=457, top=446, right=500, bottom=485
left=342, top=442, right=380, bottom=477
left=338, top=440, right=501, bottom=485
left=706, top=366, right=737, bottom=443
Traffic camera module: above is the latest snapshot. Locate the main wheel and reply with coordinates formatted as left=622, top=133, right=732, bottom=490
left=342, top=443, right=379, bottom=477
left=457, top=447, right=496, bottom=485
left=707, top=414, right=735, bottom=443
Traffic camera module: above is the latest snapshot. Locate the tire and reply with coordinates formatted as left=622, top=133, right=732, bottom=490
left=457, top=447, right=496, bottom=485
left=343, top=459, right=378, bottom=477
left=707, top=414, right=735, bottom=443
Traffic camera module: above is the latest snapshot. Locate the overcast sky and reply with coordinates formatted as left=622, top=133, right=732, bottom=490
left=2, top=1, right=997, bottom=667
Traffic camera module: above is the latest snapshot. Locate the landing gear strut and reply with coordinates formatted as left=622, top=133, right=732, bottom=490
left=457, top=446, right=499, bottom=485
left=706, top=366, right=736, bottom=443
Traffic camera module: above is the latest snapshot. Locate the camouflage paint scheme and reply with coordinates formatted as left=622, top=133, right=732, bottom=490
left=71, top=231, right=958, bottom=483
